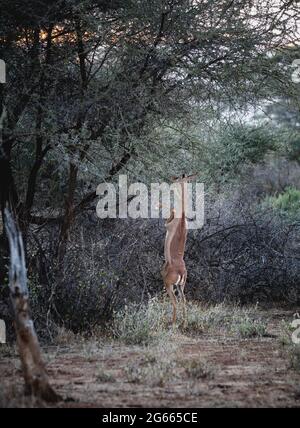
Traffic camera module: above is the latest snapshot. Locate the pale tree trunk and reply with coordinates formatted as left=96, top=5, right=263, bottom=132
left=4, top=208, right=60, bottom=402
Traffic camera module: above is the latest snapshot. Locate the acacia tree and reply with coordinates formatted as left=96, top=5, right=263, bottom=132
left=257, top=45, right=300, bottom=164
left=0, top=0, right=299, bottom=266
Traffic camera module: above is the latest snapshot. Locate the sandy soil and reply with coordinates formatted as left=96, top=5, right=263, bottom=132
left=1, top=309, right=300, bottom=408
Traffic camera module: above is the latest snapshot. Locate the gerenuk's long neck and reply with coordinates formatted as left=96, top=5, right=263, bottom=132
left=164, top=210, right=176, bottom=264
left=165, top=182, right=188, bottom=263
left=171, top=181, right=187, bottom=258
left=181, top=180, right=185, bottom=217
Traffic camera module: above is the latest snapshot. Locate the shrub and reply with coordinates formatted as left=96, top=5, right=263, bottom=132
left=187, top=195, right=300, bottom=305
left=111, top=297, right=169, bottom=345
left=234, top=318, right=267, bottom=338
left=264, top=187, right=300, bottom=220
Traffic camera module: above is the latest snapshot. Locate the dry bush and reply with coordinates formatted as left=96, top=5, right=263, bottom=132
left=186, top=191, right=300, bottom=305
left=21, top=162, right=300, bottom=338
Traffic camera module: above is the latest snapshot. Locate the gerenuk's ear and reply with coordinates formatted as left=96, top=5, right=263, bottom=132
left=170, top=173, right=198, bottom=183
left=185, top=173, right=198, bottom=182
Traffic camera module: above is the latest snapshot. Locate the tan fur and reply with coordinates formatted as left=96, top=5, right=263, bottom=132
left=161, top=175, right=195, bottom=327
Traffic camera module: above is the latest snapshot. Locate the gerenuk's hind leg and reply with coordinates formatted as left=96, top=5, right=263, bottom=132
left=165, top=280, right=177, bottom=327
left=179, top=273, right=187, bottom=328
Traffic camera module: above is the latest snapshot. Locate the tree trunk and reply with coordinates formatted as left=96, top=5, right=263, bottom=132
left=56, top=20, right=88, bottom=264
left=4, top=208, right=60, bottom=402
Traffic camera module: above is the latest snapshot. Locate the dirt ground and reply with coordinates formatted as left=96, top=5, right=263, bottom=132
left=1, top=309, right=300, bottom=408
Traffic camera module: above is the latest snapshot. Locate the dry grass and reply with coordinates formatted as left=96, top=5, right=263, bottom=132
left=111, top=298, right=268, bottom=343
left=96, top=368, right=116, bottom=383
left=279, top=320, right=300, bottom=372
left=125, top=358, right=178, bottom=387
left=0, top=384, right=46, bottom=408
left=289, top=345, right=300, bottom=372
left=186, top=302, right=267, bottom=337
left=1, top=305, right=300, bottom=407
left=183, top=358, right=215, bottom=380
left=111, top=297, right=170, bottom=345
left=52, top=327, right=77, bottom=346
